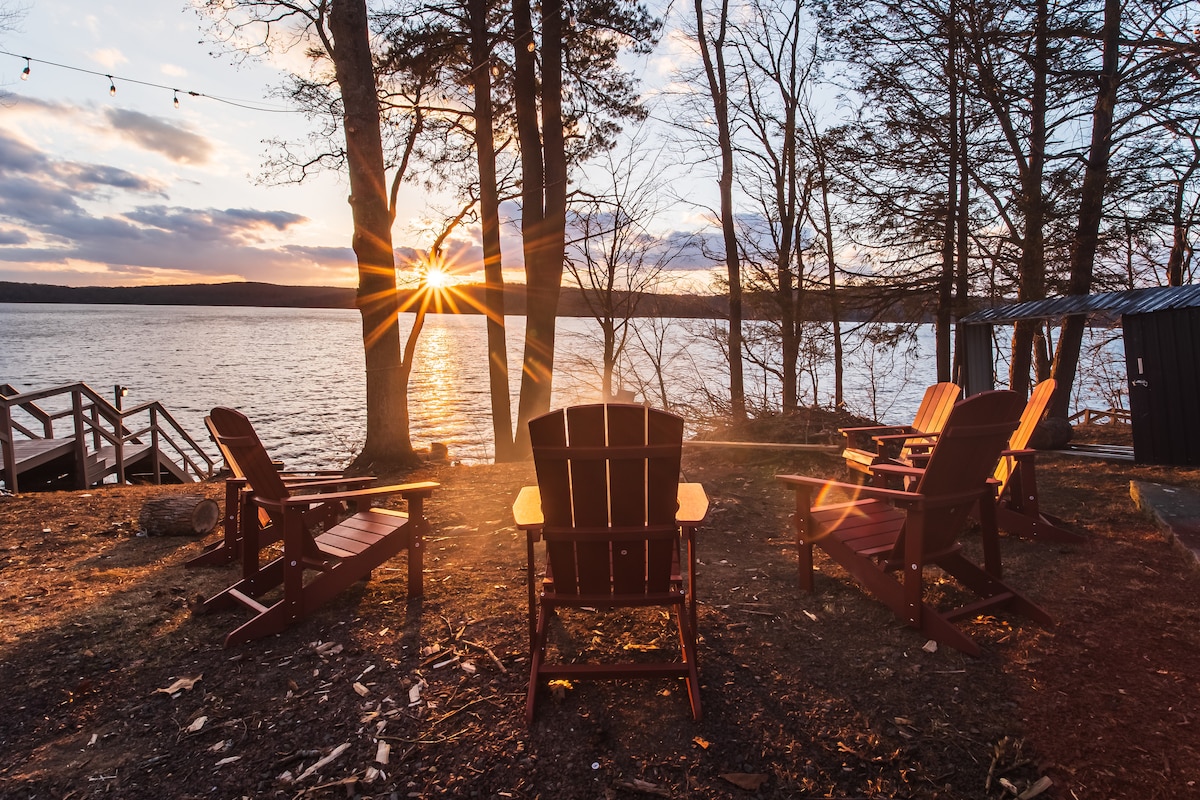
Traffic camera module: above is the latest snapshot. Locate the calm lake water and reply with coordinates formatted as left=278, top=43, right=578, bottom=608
left=0, top=303, right=1123, bottom=468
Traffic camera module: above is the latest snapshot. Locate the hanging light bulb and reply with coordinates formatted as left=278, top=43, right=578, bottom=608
left=173, top=90, right=180, bottom=109
left=107, top=75, right=116, bottom=96
left=21, top=57, right=30, bottom=81
left=526, top=40, right=536, bottom=52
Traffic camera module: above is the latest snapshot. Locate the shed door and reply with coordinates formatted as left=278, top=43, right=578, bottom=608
left=1124, top=310, right=1200, bottom=466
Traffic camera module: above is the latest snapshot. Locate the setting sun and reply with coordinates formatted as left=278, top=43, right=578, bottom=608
left=423, top=266, right=456, bottom=290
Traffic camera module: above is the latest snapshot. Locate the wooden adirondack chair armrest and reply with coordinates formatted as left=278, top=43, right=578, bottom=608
left=512, top=485, right=544, bottom=531
left=676, top=482, right=709, bottom=527
left=281, top=475, right=375, bottom=490
left=283, top=480, right=439, bottom=507
left=906, top=452, right=932, bottom=468
left=512, top=484, right=708, bottom=529
left=839, top=424, right=911, bottom=449
left=868, top=462, right=924, bottom=489
left=777, top=473, right=918, bottom=505
left=838, top=424, right=911, bottom=436
left=870, top=430, right=938, bottom=446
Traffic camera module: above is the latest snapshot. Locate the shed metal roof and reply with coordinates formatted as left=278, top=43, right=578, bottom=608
left=961, top=284, right=1200, bottom=325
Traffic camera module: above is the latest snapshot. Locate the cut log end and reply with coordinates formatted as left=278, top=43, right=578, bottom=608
left=139, top=495, right=220, bottom=537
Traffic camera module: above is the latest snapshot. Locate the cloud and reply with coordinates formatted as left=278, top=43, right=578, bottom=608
left=0, top=227, right=29, bottom=245
left=89, top=48, right=129, bottom=71
left=0, top=127, right=167, bottom=230
left=0, top=128, right=348, bottom=286
left=104, top=108, right=213, bottom=164
left=122, top=205, right=307, bottom=242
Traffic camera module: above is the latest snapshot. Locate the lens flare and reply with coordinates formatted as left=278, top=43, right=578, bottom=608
left=423, top=267, right=455, bottom=290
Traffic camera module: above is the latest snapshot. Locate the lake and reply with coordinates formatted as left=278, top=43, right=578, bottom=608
left=0, top=303, right=1124, bottom=469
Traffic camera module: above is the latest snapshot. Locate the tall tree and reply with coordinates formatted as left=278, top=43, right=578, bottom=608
left=466, top=0, right=516, bottom=461
left=1049, top=0, right=1200, bottom=416
left=200, top=0, right=431, bottom=467
left=731, top=0, right=814, bottom=412
left=694, top=0, right=748, bottom=419
left=1049, top=0, right=1121, bottom=418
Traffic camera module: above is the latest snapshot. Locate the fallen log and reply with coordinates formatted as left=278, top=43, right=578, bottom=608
left=139, top=495, right=220, bottom=537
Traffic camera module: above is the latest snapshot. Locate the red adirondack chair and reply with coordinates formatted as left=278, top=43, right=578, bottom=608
left=780, top=390, right=1052, bottom=656
left=990, top=380, right=1083, bottom=543
left=187, top=414, right=374, bottom=568
left=513, top=404, right=708, bottom=723
left=199, top=407, right=437, bottom=647
left=840, top=382, right=960, bottom=478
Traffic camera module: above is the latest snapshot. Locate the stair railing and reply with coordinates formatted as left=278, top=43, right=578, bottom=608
left=0, top=383, right=215, bottom=491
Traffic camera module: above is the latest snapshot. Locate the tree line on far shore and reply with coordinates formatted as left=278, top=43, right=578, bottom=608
left=0, top=281, right=938, bottom=324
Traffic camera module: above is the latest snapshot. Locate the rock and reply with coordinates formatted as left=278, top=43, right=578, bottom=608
left=1029, top=417, right=1073, bottom=450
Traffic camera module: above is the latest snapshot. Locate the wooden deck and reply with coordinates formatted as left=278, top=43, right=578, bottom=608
left=9, top=438, right=76, bottom=472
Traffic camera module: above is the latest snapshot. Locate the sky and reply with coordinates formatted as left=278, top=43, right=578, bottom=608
left=0, top=0, right=504, bottom=289
left=0, top=0, right=720, bottom=291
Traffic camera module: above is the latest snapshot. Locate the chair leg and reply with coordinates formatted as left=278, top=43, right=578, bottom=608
left=798, top=541, right=815, bottom=592
left=793, top=487, right=817, bottom=592
left=674, top=605, right=702, bottom=721
left=526, top=603, right=550, bottom=724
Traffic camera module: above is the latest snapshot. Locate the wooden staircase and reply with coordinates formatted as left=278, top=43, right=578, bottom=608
left=1, top=383, right=214, bottom=493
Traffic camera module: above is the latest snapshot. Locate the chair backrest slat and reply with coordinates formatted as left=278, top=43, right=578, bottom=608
left=529, top=404, right=684, bottom=598
left=911, top=382, right=961, bottom=434
left=208, top=407, right=290, bottom=508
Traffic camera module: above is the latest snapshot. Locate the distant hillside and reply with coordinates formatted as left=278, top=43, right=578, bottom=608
left=0, top=280, right=935, bottom=322
left=0, top=281, right=356, bottom=308
left=0, top=281, right=729, bottom=319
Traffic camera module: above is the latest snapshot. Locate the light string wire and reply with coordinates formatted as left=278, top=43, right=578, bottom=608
left=0, top=49, right=301, bottom=113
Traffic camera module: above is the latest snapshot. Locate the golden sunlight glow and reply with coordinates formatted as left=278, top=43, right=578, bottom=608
left=423, top=266, right=456, bottom=290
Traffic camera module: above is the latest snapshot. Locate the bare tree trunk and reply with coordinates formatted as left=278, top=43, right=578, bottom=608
left=1166, top=149, right=1198, bottom=286
left=1050, top=0, right=1120, bottom=418
left=329, top=0, right=415, bottom=468
left=1009, top=0, right=1049, bottom=396
left=694, top=0, right=746, bottom=419
left=467, top=0, right=515, bottom=462
left=511, top=0, right=567, bottom=457
left=937, top=0, right=957, bottom=383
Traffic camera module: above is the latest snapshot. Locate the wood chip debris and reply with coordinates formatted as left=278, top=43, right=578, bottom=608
left=408, top=678, right=428, bottom=706
left=722, top=772, right=769, bottom=790
left=613, top=777, right=671, bottom=797
left=295, top=742, right=350, bottom=782
left=154, top=675, right=202, bottom=695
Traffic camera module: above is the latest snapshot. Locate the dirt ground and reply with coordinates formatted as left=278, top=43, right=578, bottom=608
left=2, top=412, right=1199, bottom=799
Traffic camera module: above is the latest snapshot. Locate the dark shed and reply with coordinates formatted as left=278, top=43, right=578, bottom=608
left=960, top=284, right=1200, bottom=466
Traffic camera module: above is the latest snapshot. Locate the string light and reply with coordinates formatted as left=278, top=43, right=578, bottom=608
left=0, top=49, right=299, bottom=113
